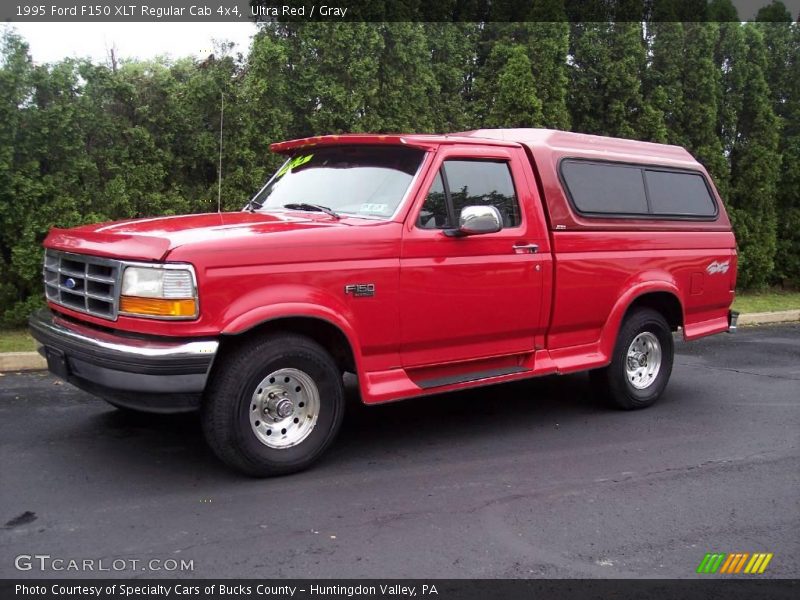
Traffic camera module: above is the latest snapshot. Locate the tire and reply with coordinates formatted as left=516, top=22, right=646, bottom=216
left=202, top=333, right=345, bottom=476
left=591, top=308, right=674, bottom=410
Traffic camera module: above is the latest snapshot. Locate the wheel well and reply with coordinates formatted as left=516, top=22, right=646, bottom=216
left=626, top=292, right=683, bottom=331
left=219, top=317, right=357, bottom=373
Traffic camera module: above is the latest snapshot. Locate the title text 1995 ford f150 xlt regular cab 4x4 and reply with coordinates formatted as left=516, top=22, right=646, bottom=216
left=29, top=129, right=738, bottom=476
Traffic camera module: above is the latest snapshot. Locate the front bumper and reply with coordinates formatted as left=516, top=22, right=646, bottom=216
left=29, top=309, right=218, bottom=413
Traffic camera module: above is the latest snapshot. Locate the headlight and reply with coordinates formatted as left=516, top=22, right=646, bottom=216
left=120, top=265, right=198, bottom=319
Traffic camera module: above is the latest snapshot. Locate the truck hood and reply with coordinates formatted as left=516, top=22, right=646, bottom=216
left=44, top=212, right=346, bottom=262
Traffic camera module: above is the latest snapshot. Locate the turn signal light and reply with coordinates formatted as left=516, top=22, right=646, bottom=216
left=120, top=296, right=197, bottom=318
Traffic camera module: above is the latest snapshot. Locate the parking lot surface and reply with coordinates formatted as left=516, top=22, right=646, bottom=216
left=1, top=325, right=798, bottom=578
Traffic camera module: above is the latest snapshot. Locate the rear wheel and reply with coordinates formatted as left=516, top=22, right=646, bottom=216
left=202, top=333, right=344, bottom=476
left=591, top=308, right=674, bottom=410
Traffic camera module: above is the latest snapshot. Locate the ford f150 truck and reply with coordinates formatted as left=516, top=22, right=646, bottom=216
left=29, top=129, right=738, bottom=476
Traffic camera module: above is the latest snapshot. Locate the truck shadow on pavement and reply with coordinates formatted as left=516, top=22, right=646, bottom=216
left=69, top=371, right=681, bottom=480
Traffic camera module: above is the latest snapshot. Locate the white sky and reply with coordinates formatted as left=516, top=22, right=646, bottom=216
left=8, top=22, right=258, bottom=64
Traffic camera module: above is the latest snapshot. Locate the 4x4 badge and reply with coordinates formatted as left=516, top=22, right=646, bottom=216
left=706, top=260, right=730, bottom=275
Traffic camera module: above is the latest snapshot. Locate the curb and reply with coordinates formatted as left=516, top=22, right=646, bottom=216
left=1, top=310, right=798, bottom=373
left=737, top=309, right=800, bottom=326
left=0, top=352, right=46, bottom=372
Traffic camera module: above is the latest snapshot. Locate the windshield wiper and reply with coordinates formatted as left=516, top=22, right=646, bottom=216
left=283, top=203, right=341, bottom=219
left=245, top=198, right=262, bottom=212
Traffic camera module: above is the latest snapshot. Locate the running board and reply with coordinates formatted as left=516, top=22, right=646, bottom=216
left=415, top=366, right=531, bottom=390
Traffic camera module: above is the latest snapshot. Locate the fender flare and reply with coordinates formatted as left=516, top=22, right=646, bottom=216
left=221, top=302, right=364, bottom=375
left=598, top=281, right=684, bottom=359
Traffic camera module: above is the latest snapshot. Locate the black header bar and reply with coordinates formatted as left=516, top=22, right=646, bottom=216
left=4, top=1, right=800, bottom=22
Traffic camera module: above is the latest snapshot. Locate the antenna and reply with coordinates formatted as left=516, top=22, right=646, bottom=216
left=217, top=92, right=224, bottom=213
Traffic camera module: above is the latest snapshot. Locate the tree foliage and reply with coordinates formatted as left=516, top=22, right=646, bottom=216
left=769, top=16, right=800, bottom=286
left=728, top=26, right=781, bottom=289
left=1, top=18, right=799, bottom=324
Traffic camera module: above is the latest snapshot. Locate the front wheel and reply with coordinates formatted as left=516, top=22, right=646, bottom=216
left=202, top=333, right=345, bottom=476
left=591, top=308, right=674, bottom=410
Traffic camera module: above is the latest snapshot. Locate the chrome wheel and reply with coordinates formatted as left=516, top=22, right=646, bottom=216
left=249, top=368, right=320, bottom=449
left=625, top=332, right=662, bottom=390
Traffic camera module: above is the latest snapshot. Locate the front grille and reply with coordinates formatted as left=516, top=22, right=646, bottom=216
left=43, top=250, right=121, bottom=320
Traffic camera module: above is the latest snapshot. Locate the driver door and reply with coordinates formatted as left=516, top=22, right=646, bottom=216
left=399, top=145, right=546, bottom=369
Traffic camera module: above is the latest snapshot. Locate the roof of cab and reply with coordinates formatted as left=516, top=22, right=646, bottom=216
left=270, top=128, right=698, bottom=168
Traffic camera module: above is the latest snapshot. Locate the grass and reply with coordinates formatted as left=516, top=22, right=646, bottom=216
left=732, top=290, right=800, bottom=314
left=0, top=329, right=36, bottom=353
left=0, top=290, right=797, bottom=353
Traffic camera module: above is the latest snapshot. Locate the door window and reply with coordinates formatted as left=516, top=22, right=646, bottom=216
left=417, top=159, right=521, bottom=229
left=417, top=172, right=449, bottom=229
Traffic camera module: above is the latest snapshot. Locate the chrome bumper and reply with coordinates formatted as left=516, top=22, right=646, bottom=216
left=29, top=309, right=218, bottom=412
left=728, top=310, right=739, bottom=333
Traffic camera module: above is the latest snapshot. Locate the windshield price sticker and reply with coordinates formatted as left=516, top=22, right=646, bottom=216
left=276, top=154, right=314, bottom=178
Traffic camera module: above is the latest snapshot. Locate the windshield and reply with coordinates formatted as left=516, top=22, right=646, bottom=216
left=248, top=145, right=425, bottom=219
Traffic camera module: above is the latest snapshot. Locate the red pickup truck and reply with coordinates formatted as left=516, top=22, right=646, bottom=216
left=29, top=129, right=738, bottom=476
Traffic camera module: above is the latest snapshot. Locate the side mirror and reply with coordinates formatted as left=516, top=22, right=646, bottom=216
left=448, top=205, right=503, bottom=236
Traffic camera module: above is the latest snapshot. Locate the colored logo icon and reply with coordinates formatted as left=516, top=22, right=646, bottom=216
left=697, top=553, right=773, bottom=574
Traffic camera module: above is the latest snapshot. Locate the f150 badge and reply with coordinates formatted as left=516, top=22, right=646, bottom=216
left=345, top=283, right=375, bottom=297
left=706, top=260, right=730, bottom=275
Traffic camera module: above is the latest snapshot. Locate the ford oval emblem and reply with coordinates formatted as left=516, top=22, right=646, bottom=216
left=64, top=277, right=77, bottom=289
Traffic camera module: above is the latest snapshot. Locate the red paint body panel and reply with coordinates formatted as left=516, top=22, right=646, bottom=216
left=42, top=128, right=737, bottom=405
left=399, top=145, right=550, bottom=369
left=547, top=231, right=736, bottom=349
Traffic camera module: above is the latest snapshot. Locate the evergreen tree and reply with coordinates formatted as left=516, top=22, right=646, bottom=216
left=644, top=21, right=685, bottom=144
left=755, top=5, right=796, bottom=285
left=0, top=31, right=35, bottom=321
left=714, top=12, right=747, bottom=199
left=427, top=22, right=480, bottom=132
left=523, top=19, right=571, bottom=129
left=474, top=19, right=569, bottom=130
left=364, top=23, right=438, bottom=132
left=728, top=26, right=781, bottom=289
left=569, top=21, right=647, bottom=139
left=1, top=54, right=107, bottom=323
left=606, top=21, right=648, bottom=139
left=569, top=22, right=611, bottom=135
left=773, top=22, right=800, bottom=286
left=756, top=2, right=793, bottom=117
left=483, top=44, right=544, bottom=128
left=707, top=0, right=740, bottom=22
left=240, top=24, right=295, bottom=182
left=681, top=23, right=728, bottom=188
left=281, top=23, right=383, bottom=135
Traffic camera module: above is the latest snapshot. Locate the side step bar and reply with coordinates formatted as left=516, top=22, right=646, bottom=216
left=416, top=366, right=531, bottom=390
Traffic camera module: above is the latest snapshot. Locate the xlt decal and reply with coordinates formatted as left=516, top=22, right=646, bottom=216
left=706, top=260, right=730, bottom=275
left=345, top=284, right=375, bottom=297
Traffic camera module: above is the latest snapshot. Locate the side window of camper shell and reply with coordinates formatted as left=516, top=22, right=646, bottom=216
left=559, top=159, right=718, bottom=220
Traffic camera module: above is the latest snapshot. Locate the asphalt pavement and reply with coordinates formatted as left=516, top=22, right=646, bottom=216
left=1, top=325, right=798, bottom=579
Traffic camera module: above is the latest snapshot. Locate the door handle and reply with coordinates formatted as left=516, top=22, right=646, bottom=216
left=512, top=243, right=539, bottom=254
